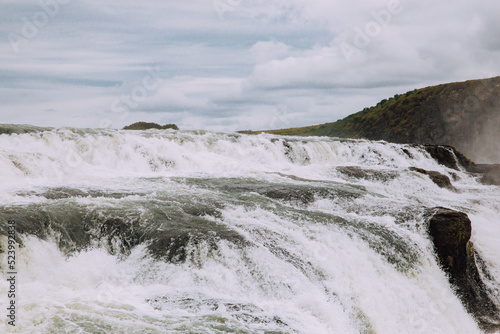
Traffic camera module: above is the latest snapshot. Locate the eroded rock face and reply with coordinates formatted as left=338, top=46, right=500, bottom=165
left=427, top=208, right=471, bottom=272
left=427, top=208, right=500, bottom=331
left=416, top=145, right=500, bottom=186
left=420, top=145, right=474, bottom=171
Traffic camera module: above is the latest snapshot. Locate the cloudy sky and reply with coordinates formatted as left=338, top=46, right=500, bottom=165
left=1, top=0, right=499, bottom=132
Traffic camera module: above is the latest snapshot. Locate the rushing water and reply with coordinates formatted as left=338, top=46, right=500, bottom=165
left=0, top=127, right=499, bottom=333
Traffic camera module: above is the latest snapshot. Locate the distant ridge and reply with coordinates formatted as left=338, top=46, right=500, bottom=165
left=256, top=77, right=500, bottom=163
left=0, top=124, right=52, bottom=135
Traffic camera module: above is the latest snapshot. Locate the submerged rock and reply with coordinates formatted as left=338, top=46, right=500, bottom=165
left=426, top=207, right=500, bottom=331
left=336, top=166, right=398, bottom=182
left=261, top=185, right=361, bottom=204
left=409, top=167, right=456, bottom=190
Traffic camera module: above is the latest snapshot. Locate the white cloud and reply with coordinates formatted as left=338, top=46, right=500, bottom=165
left=249, top=41, right=291, bottom=63
left=1, top=0, right=499, bottom=131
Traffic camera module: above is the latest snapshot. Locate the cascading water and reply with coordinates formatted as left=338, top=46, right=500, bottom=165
left=0, top=126, right=499, bottom=333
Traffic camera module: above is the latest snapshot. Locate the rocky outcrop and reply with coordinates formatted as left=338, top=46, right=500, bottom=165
left=123, top=122, right=179, bottom=130
left=412, top=145, right=500, bottom=186
left=420, top=144, right=474, bottom=171
left=426, top=207, right=500, bottom=331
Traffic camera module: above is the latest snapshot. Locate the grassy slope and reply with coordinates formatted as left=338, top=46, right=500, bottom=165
left=258, top=78, right=489, bottom=140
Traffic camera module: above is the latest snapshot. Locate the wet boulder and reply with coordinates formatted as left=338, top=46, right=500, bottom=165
left=421, top=145, right=474, bottom=171
left=427, top=208, right=471, bottom=273
left=426, top=207, right=500, bottom=331
left=409, top=167, right=456, bottom=190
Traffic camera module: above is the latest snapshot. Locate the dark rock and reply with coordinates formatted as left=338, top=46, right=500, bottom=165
left=427, top=208, right=500, bottom=331
left=427, top=208, right=471, bottom=263
left=123, top=122, right=178, bottom=130
left=422, top=145, right=460, bottom=170
left=420, top=145, right=474, bottom=171
left=409, top=167, right=456, bottom=190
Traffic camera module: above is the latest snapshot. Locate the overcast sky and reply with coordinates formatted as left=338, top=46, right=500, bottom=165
left=1, top=0, right=499, bottom=132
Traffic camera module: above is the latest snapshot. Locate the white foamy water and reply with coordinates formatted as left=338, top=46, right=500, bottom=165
left=0, top=127, right=499, bottom=333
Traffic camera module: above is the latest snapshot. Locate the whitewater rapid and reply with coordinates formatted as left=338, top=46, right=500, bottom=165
left=0, top=127, right=499, bottom=333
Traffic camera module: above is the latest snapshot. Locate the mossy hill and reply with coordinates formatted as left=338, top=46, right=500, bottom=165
left=256, top=77, right=500, bottom=163
left=123, top=122, right=179, bottom=130
left=0, top=124, right=53, bottom=135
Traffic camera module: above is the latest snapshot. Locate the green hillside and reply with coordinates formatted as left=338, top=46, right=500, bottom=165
left=253, top=77, right=500, bottom=163
left=263, top=78, right=490, bottom=138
